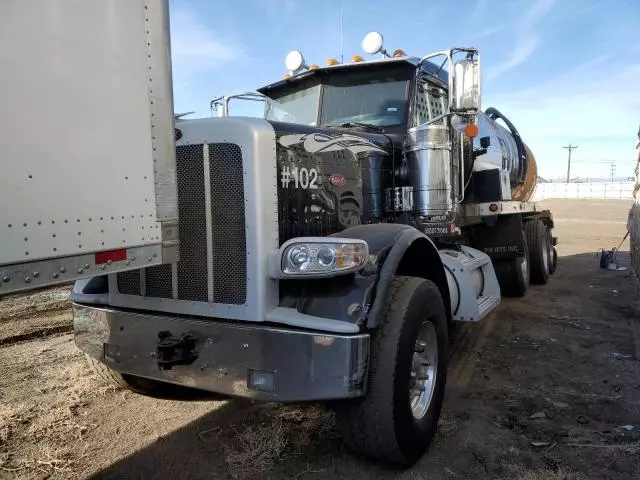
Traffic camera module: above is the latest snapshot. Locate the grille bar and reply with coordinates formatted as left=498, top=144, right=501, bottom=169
left=203, top=143, right=214, bottom=303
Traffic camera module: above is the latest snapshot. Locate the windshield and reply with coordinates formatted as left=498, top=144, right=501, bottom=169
left=265, top=82, right=320, bottom=126
left=321, top=73, right=409, bottom=127
left=261, top=65, right=411, bottom=128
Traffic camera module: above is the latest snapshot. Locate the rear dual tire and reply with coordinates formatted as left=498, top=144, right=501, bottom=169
left=494, top=230, right=530, bottom=297
left=525, top=219, right=551, bottom=284
left=550, top=246, right=558, bottom=274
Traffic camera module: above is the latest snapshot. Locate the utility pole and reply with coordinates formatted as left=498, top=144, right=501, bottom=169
left=563, top=144, right=578, bottom=183
left=609, top=161, right=616, bottom=181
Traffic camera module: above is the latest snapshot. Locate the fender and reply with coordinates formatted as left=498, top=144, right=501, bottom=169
left=343, top=225, right=451, bottom=328
left=283, top=224, right=451, bottom=330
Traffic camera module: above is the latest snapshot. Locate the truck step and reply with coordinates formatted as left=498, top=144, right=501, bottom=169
left=477, top=295, right=500, bottom=320
left=462, top=254, right=491, bottom=271
left=458, top=245, right=492, bottom=271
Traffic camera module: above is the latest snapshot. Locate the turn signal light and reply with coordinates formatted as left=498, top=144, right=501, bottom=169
left=465, top=123, right=479, bottom=138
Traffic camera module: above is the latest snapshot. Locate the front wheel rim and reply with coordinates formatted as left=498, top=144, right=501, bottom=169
left=410, top=321, right=438, bottom=420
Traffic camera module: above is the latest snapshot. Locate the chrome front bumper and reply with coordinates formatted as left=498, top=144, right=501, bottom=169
left=73, top=304, right=369, bottom=402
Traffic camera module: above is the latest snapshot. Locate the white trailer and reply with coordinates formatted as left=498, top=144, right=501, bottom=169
left=0, top=0, right=178, bottom=294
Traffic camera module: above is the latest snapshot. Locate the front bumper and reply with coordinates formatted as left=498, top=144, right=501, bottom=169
left=73, top=304, right=369, bottom=402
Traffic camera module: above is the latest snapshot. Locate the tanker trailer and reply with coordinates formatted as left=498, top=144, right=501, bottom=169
left=458, top=107, right=556, bottom=296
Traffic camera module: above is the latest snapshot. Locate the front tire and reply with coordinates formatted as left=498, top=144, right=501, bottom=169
left=336, top=276, right=448, bottom=466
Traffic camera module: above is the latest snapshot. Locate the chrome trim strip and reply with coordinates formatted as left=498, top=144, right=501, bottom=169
left=202, top=143, right=214, bottom=303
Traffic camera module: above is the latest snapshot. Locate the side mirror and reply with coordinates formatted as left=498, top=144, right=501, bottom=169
left=453, top=57, right=481, bottom=112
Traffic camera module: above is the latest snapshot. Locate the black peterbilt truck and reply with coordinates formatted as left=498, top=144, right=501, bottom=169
left=69, top=31, right=558, bottom=465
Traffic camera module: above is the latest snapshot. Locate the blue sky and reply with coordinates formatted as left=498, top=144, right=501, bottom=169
left=168, top=0, right=640, bottom=180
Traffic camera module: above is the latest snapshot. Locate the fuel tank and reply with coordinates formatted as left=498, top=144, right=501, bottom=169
left=472, top=110, right=538, bottom=202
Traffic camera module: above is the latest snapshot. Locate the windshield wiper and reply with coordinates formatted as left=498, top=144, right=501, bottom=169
left=328, top=122, right=385, bottom=133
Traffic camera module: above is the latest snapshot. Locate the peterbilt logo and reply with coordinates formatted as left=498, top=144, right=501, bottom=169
left=279, top=133, right=386, bottom=154
left=329, top=173, right=346, bottom=187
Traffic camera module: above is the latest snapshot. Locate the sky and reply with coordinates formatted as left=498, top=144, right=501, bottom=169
left=168, top=0, right=640, bottom=180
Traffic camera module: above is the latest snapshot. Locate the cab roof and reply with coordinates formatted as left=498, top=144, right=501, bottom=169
left=257, top=56, right=448, bottom=94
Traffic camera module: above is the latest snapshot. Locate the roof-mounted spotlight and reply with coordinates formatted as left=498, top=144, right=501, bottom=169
left=362, top=31, right=389, bottom=57
left=285, top=50, right=307, bottom=74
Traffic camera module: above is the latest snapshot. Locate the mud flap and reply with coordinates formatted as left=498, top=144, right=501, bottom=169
left=470, top=214, right=526, bottom=260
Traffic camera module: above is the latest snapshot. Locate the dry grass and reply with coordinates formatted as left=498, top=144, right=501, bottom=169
left=0, top=403, right=38, bottom=445
left=224, top=419, right=289, bottom=477
left=515, top=466, right=577, bottom=480
left=0, top=287, right=70, bottom=322
left=222, top=404, right=336, bottom=478
left=0, top=445, right=88, bottom=477
left=275, top=404, right=337, bottom=448
left=0, top=341, right=109, bottom=477
left=437, top=411, right=462, bottom=437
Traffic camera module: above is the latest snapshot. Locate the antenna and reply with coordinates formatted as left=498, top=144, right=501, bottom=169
left=563, top=144, right=578, bottom=183
left=340, top=0, right=344, bottom=63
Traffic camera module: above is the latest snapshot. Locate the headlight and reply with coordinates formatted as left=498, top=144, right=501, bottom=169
left=287, top=245, right=311, bottom=271
left=270, top=238, right=369, bottom=278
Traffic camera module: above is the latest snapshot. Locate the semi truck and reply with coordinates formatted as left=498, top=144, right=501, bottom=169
left=1, top=0, right=557, bottom=466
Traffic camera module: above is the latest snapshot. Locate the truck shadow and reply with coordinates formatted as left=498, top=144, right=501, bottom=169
left=90, top=251, right=638, bottom=480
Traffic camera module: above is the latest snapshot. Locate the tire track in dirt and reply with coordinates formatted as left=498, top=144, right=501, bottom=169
left=448, top=311, right=497, bottom=390
left=447, top=261, right=559, bottom=391
left=0, top=323, right=73, bottom=346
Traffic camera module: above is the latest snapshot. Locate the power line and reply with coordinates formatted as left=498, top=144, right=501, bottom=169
left=563, top=144, right=578, bottom=183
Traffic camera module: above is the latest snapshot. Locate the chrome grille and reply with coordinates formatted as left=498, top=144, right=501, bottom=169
left=117, top=270, right=140, bottom=295
left=117, top=143, right=247, bottom=305
left=176, top=144, right=208, bottom=301
left=145, top=264, right=172, bottom=298
left=209, top=143, right=246, bottom=304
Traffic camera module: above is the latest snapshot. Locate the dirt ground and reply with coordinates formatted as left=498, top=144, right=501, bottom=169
left=1, top=199, right=638, bottom=480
